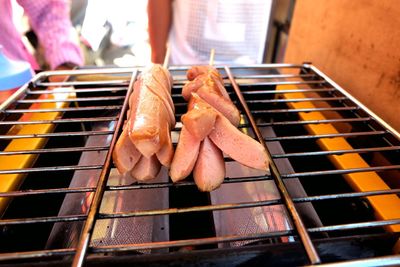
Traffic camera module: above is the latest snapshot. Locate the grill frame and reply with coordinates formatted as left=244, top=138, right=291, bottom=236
left=0, top=64, right=399, bottom=266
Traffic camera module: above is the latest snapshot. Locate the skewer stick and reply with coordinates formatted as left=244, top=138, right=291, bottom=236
left=209, top=48, right=215, bottom=66
left=163, top=44, right=171, bottom=69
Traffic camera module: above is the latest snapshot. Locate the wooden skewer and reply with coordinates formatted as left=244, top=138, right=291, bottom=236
left=209, top=48, right=215, bottom=66
left=163, top=44, right=171, bottom=69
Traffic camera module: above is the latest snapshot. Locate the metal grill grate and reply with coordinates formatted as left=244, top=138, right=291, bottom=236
left=0, top=64, right=399, bottom=266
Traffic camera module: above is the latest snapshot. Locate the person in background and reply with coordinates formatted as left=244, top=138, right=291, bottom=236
left=0, top=0, right=84, bottom=71
left=148, top=0, right=272, bottom=65
left=70, top=0, right=88, bottom=29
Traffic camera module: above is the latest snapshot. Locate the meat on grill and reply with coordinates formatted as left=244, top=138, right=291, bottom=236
left=131, top=154, right=161, bottom=181
left=181, top=95, right=217, bottom=140
left=193, top=136, right=225, bottom=192
left=186, top=66, right=209, bottom=81
left=156, top=123, right=174, bottom=167
left=128, top=65, right=175, bottom=158
left=113, top=64, right=174, bottom=180
left=169, top=125, right=201, bottom=182
left=112, top=128, right=141, bottom=177
left=184, top=93, right=268, bottom=170
left=182, top=66, right=240, bottom=126
left=129, top=90, right=167, bottom=158
left=186, top=66, right=223, bottom=82
left=209, top=112, right=269, bottom=171
left=171, top=67, right=269, bottom=191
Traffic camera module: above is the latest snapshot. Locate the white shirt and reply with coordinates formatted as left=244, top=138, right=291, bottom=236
left=169, top=0, right=273, bottom=65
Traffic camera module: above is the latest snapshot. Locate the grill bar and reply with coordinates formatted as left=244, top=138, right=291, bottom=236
left=34, top=66, right=136, bottom=78
left=36, top=80, right=129, bottom=87
left=0, top=214, right=87, bottom=226
left=257, top=117, right=372, bottom=127
left=0, top=130, right=113, bottom=140
left=16, top=96, right=126, bottom=104
left=308, top=218, right=400, bottom=233
left=0, top=146, right=109, bottom=156
left=0, top=249, right=75, bottom=262
left=295, top=188, right=400, bottom=202
left=27, top=87, right=128, bottom=94
left=241, top=88, right=335, bottom=95
left=0, top=164, right=103, bottom=174
left=0, top=116, right=118, bottom=125
left=1, top=184, right=399, bottom=205
left=252, top=106, right=360, bottom=114
left=107, top=174, right=271, bottom=190
left=71, top=70, right=138, bottom=267
left=92, top=230, right=294, bottom=252
left=0, top=186, right=95, bottom=197
left=1, top=64, right=399, bottom=266
left=264, top=131, right=385, bottom=141
left=273, top=146, right=400, bottom=158
left=235, top=73, right=317, bottom=79
left=246, top=96, right=349, bottom=104
left=228, top=117, right=372, bottom=129
left=100, top=199, right=282, bottom=219
left=242, top=80, right=326, bottom=86
left=2, top=105, right=122, bottom=113
left=282, top=165, right=400, bottom=178
left=225, top=66, right=321, bottom=264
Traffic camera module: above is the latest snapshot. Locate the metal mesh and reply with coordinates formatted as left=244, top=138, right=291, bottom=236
left=0, top=65, right=399, bottom=266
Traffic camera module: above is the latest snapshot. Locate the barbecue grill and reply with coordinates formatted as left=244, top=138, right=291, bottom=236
left=0, top=64, right=400, bottom=266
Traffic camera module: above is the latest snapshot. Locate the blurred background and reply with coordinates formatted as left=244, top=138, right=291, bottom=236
left=12, top=0, right=295, bottom=68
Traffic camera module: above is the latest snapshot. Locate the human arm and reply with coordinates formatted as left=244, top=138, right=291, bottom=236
left=147, top=0, right=173, bottom=64
left=17, top=0, right=83, bottom=70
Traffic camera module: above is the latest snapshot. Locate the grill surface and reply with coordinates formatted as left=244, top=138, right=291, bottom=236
left=0, top=64, right=399, bottom=266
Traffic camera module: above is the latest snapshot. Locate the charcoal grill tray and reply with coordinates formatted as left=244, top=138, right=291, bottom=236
left=0, top=64, right=400, bottom=266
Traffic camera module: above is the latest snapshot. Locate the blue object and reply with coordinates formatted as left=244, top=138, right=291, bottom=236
left=0, top=46, right=33, bottom=91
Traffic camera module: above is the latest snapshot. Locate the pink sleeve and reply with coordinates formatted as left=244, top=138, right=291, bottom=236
left=17, top=0, right=84, bottom=69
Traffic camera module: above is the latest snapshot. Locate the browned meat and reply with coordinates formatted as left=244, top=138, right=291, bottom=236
left=186, top=66, right=223, bottom=83
left=113, top=64, right=174, bottom=180
left=182, top=70, right=240, bottom=126
left=128, top=64, right=174, bottom=159
left=142, top=65, right=175, bottom=125
left=129, top=94, right=166, bottom=158
left=182, top=77, right=204, bottom=100
left=183, top=71, right=228, bottom=101
left=181, top=93, right=217, bottom=140
left=156, top=124, right=174, bottom=167
left=196, top=84, right=240, bottom=126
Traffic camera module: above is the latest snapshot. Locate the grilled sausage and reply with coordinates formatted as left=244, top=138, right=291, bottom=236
left=128, top=64, right=175, bottom=159
left=181, top=93, right=217, bottom=141
left=169, top=125, right=201, bottom=182
left=156, top=124, right=174, bottom=167
left=182, top=69, right=240, bottom=126
left=112, top=128, right=141, bottom=176
left=113, top=64, right=174, bottom=180
left=193, top=137, right=225, bottom=192
left=131, top=154, right=161, bottom=181
left=209, top=114, right=269, bottom=171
